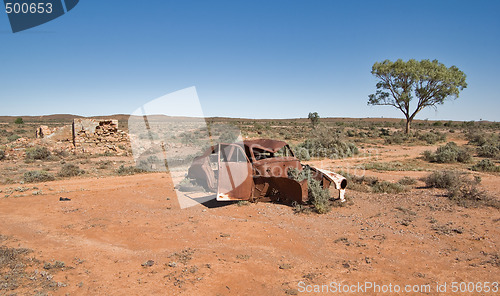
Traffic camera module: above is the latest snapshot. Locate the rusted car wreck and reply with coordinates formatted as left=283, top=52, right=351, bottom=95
left=187, top=139, right=347, bottom=204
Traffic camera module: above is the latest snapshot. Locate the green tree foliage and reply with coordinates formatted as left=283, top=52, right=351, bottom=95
left=368, top=59, right=467, bottom=134
left=14, top=117, right=24, bottom=124
left=308, top=112, right=320, bottom=129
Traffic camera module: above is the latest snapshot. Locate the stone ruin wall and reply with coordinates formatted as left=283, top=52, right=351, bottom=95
left=35, top=119, right=130, bottom=154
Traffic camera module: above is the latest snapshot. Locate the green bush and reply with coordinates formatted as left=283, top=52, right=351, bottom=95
left=423, top=142, right=472, bottom=163
left=7, top=134, right=20, bottom=143
left=14, top=117, right=24, bottom=124
left=471, top=159, right=500, bottom=172
left=24, top=171, right=55, bottom=183
left=384, top=131, right=409, bottom=144
left=58, top=164, right=86, bottom=177
left=218, top=130, right=239, bottom=143
left=308, top=178, right=331, bottom=214
left=476, top=144, right=500, bottom=159
left=296, top=126, right=358, bottom=159
left=398, top=176, right=417, bottom=185
left=177, top=177, right=205, bottom=192
left=294, top=147, right=311, bottom=161
left=372, top=181, right=407, bottom=194
left=288, top=167, right=332, bottom=214
left=384, top=131, right=446, bottom=145
left=423, top=170, right=462, bottom=188
left=417, top=131, right=446, bottom=144
left=0, top=149, right=5, bottom=160
left=467, top=131, right=492, bottom=146
left=25, top=146, right=51, bottom=161
left=117, top=164, right=145, bottom=175
left=423, top=170, right=492, bottom=207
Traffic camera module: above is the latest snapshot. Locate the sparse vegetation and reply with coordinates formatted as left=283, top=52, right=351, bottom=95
left=422, top=142, right=472, bottom=163
left=338, top=171, right=409, bottom=194
left=363, top=161, right=423, bottom=172
left=14, top=117, right=24, bottom=125
left=423, top=170, right=497, bottom=208
left=383, top=130, right=446, bottom=145
left=24, top=170, right=55, bottom=183
left=423, top=170, right=463, bottom=189
left=470, top=159, right=500, bottom=172
left=477, top=144, right=500, bottom=159
left=116, top=165, right=145, bottom=175
left=308, top=178, right=331, bottom=214
left=58, top=164, right=85, bottom=177
left=308, top=112, right=320, bottom=128
left=7, top=134, right=20, bottom=142
left=467, top=131, right=500, bottom=159
left=372, top=181, right=407, bottom=194
left=297, top=126, right=358, bottom=159
left=25, top=146, right=51, bottom=161
left=288, top=167, right=332, bottom=214
left=398, top=176, right=417, bottom=186
left=0, top=149, right=5, bottom=160
left=177, top=177, right=205, bottom=192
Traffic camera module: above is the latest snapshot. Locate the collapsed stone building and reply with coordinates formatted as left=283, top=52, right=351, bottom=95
left=35, top=119, right=129, bottom=154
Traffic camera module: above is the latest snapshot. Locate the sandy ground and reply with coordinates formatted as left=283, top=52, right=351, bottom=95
left=1, top=141, right=499, bottom=295
left=0, top=171, right=499, bottom=295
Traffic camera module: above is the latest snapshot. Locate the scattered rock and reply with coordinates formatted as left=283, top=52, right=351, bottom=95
left=141, top=260, right=154, bottom=267
left=279, top=263, right=293, bottom=270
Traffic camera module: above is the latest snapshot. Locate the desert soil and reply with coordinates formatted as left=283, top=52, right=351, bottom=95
left=1, top=142, right=499, bottom=295
left=1, top=171, right=499, bottom=296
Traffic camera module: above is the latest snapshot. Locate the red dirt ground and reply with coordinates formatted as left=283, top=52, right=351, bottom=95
left=1, top=171, right=499, bottom=295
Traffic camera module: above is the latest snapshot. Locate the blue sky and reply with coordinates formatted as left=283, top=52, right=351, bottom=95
left=0, top=0, right=499, bottom=121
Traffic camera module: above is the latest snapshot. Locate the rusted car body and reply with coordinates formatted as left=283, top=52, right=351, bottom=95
left=187, top=139, right=347, bottom=204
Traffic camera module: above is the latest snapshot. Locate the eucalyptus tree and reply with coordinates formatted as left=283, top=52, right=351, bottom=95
left=368, top=59, right=467, bottom=133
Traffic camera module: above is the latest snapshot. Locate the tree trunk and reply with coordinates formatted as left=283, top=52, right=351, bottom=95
left=405, top=119, right=411, bottom=134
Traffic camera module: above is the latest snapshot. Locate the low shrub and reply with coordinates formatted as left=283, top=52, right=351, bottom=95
left=136, top=155, right=165, bottom=171
left=0, top=149, right=5, bottom=160
left=398, top=176, right=417, bottom=186
left=384, top=131, right=409, bottom=144
left=471, top=159, right=500, bottom=172
left=340, top=170, right=408, bottom=193
left=423, top=170, right=462, bottom=188
left=297, top=126, right=358, bottom=159
left=467, top=131, right=496, bottom=146
left=476, top=144, right=500, bottom=159
left=294, top=147, right=311, bottom=161
left=24, top=171, right=55, bottom=183
left=423, top=142, right=472, bottom=163
left=177, top=177, right=205, bottom=192
left=117, top=165, right=146, bottom=175
left=25, top=146, right=51, bottom=161
left=384, top=131, right=446, bottom=145
left=58, top=164, right=85, bottom=177
left=422, top=170, right=496, bottom=208
left=7, top=134, right=20, bottom=143
left=308, top=178, right=331, bottom=214
left=446, top=176, right=485, bottom=205
left=288, top=167, right=332, bottom=214
left=363, top=161, right=423, bottom=171
left=417, top=131, right=446, bottom=144
left=372, top=181, right=407, bottom=194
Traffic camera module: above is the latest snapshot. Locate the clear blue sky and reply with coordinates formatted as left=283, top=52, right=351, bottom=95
left=0, top=0, right=499, bottom=121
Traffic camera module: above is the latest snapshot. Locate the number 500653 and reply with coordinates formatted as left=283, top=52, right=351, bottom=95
left=451, top=282, right=498, bottom=293
left=5, top=2, right=53, bottom=14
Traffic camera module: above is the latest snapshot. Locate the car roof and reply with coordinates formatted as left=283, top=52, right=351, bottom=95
left=241, top=139, right=288, bottom=153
